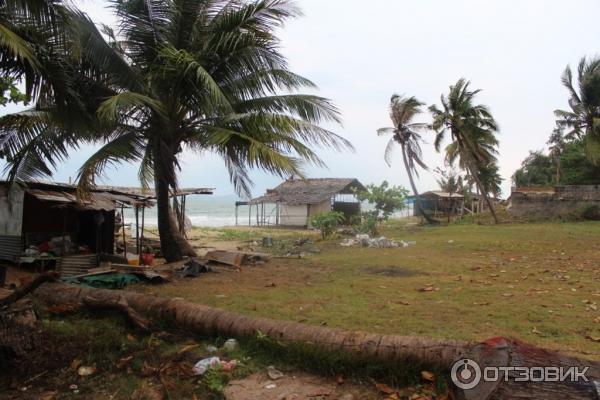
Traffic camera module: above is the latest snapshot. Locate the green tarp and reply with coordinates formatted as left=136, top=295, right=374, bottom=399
left=63, top=273, right=141, bottom=290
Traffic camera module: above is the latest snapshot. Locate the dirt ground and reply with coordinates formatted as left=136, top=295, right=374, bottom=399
left=225, top=372, right=378, bottom=400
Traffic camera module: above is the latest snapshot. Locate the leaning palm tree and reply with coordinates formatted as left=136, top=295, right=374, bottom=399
left=429, top=78, right=500, bottom=224
left=0, top=0, right=351, bottom=262
left=555, top=56, right=600, bottom=164
left=377, top=95, right=435, bottom=223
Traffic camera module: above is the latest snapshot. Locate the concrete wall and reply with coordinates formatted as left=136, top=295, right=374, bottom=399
left=0, top=184, right=24, bottom=236
left=510, top=185, right=600, bottom=219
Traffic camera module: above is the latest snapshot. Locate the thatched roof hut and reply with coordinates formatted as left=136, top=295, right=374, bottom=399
left=240, top=178, right=366, bottom=227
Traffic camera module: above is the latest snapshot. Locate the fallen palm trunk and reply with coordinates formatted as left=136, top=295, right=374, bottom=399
left=33, top=283, right=600, bottom=399
left=34, top=283, right=466, bottom=367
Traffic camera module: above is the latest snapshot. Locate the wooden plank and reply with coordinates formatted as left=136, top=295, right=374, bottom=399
left=205, top=250, right=245, bottom=267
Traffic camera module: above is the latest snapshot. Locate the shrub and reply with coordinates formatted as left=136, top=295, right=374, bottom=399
left=352, top=211, right=379, bottom=236
left=580, top=204, right=600, bottom=220
left=355, top=181, right=408, bottom=221
left=310, top=211, right=345, bottom=239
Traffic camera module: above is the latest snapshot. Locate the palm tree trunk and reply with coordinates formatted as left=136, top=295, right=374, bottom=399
left=33, top=283, right=600, bottom=400
left=468, top=165, right=499, bottom=224
left=401, top=145, right=436, bottom=224
left=152, top=142, right=196, bottom=262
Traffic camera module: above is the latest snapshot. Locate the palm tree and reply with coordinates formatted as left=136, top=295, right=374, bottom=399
left=547, top=127, right=565, bottom=184
left=0, top=0, right=351, bottom=262
left=429, top=78, right=501, bottom=224
left=377, top=94, right=435, bottom=223
left=555, top=56, right=600, bottom=164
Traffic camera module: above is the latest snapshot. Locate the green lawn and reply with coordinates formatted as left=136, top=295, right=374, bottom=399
left=146, top=220, right=600, bottom=360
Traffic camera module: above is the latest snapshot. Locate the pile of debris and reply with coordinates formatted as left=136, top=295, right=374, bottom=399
left=204, top=250, right=271, bottom=268
left=340, top=234, right=416, bottom=249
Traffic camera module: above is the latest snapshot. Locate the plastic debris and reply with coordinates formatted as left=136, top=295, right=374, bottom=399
left=266, top=365, right=284, bottom=380
left=206, top=345, right=218, bottom=353
left=340, top=235, right=415, bottom=249
left=193, top=357, right=221, bottom=376
left=223, top=338, right=239, bottom=351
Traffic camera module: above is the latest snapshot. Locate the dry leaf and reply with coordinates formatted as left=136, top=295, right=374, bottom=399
left=70, top=358, right=82, bottom=370
left=532, top=327, right=543, bottom=335
left=117, top=356, right=134, bottom=370
left=375, top=382, right=396, bottom=394
left=421, top=370, right=435, bottom=382
left=77, top=366, right=96, bottom=376
left=585, top=335, right=600, bottom=343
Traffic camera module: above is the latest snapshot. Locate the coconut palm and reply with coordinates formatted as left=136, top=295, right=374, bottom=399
left=429, top=78, right=500, bottom=224
left=0, top=0, right=351, bottom=262
left=377, top=94, right=435, bottom=223
left=547, top=127, right=565, bottom=184
left=554, top=56, right=600, bottom=164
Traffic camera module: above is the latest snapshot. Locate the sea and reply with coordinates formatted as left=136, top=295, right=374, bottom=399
left=122, top=195, right=414, bottom=228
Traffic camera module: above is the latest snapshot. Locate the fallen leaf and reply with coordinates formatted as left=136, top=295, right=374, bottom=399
left=375, top=382, right=396, bottom=394
left=116, top=356, right=134, bottom=370
left=532, top=327, right=543, bottom=335
left=77, top=366, right=96, bottom=377
left=421, top=370, right=435, bottom=382
left=585, top=335, right=600, bottom=343
left=70, top=359, right=82, bottom=370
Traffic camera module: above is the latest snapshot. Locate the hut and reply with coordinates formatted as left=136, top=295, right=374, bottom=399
left=416, top=191, right=465, bottom=218
left=0, top=181, right=213, bottom=276
left=238, top=177, right=366, bottom=227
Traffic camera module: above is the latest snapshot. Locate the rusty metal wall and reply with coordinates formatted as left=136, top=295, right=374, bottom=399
left=0, top=235, right=22, bottom=261
left=0, top=185, right=24, bottom=236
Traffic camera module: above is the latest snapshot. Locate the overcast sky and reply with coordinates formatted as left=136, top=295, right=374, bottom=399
left=3, top=0, right=600, bottom=197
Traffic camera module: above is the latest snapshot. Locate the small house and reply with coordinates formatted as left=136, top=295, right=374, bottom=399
left=239, top=177, right=366, bottom=227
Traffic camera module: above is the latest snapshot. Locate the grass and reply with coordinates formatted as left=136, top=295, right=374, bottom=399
left=3, top=310, right=432, bottom=399
left=147, top=219, right=600, bottom=360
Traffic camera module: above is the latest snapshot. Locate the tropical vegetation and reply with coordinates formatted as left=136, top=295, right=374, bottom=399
left=376, top=95, right=435, bottom=223
left=0, top=0, right=351, bottom=262
left=429, top=78, right=501, bottom=223
left=554, top=56, right=600, bottom=164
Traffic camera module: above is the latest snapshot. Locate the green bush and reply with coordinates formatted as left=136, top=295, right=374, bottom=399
left=352, top=211, right=379, bottom=236
left=355, top=181, right=408, bottom=221
left=310, top=211, right=345, bottom=239
left=580, top=204, right=600, bottom=220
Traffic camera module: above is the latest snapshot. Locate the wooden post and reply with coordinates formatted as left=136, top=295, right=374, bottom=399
left=235, top=203, right=239, bottom=226
left=275, top=202, right=280, bottom=226
left=135, top=205, right=140, bottom=256
left=140, top=205, right=145, bottom=265
left=121, top=205, right=127, bottom=256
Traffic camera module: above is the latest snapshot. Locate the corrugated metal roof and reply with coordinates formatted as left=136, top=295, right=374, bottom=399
left=423, top=191, right=465, bottom=199
left=26, top=189, right=116, bottom=211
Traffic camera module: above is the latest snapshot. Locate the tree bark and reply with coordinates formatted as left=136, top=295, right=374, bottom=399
left=0, top=272, right=58, bottom=307
left=152, top=142, right=196, bottom=263
left=400, top=144, right=437, bottom=224
left=468, top=165, right=499, bottom=224
left=35, top=283, right=468, bottom=367
left=33, top=283, right=600, bottom=400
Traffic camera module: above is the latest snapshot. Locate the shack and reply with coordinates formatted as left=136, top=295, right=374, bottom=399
left=0, top=181, right=154, bottom=275
left=416, top=191, right=465, bottom=218
left=238, top=177, right=366, bottom=227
